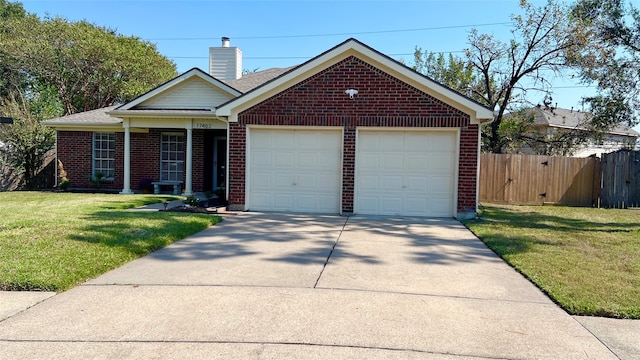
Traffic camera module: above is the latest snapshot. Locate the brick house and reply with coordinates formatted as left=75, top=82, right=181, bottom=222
left=44, top=38, right=494, bottom=219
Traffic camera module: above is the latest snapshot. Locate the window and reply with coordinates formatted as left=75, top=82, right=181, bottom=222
left=93, top=132, right=115, bottom=179
left=160, top=133, right=185, bottom=181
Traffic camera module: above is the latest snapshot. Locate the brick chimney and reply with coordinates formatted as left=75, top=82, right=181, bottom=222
left=209, top=36, right=242, bottom=81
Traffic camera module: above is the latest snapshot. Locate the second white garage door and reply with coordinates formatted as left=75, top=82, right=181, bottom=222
left=356, top=130, right=457, bottom=217
left=248, top=128, right=342, bottom=213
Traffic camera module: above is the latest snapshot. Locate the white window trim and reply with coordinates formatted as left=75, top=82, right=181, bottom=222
left=160, top=132, right=185, bottom=182
left=92, top=132, right=115, bottom=181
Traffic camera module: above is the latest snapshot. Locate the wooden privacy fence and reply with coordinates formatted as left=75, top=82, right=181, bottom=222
left=479, top=154, right=601, bottom=206
left=600, top=150, right=640, bottom=208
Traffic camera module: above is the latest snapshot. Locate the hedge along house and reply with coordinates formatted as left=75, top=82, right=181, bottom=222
left=44, top=38, right=494, bottom=219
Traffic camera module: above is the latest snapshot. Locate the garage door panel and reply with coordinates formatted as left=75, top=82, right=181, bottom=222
left=251, top=192, right=272, bottom=209
left=250, top=173, right=272, bottom=189
left=356, top=130, right=456, bottom=217
left=314, top=174, right=341, bottom=191
left=381, top=154, right=404, bottom=169
left=428, top=197, right=455, bottom=217
left=273, top=132, right=296, bottom=149
left=405, top=133, right=431, bottom=152
left=358, top=175, right=379, bottom=190
left=405, top=176, right=428, bottom=192
left=379, top=133, right=404, bottom=150
left=429, top=135, right=456, bottom=152
left=429, top=176, right=454, bottom=194
left=295, top=152, right=317, bottom=168
left=382, top=175, right=403, bottom=191
left=381, top=197, right=403, bottom=213
left=405, top=197, right=429, bottom=214
left=273, top=152, right=295, bottom=168
left=405, top=154, right=429, bottom=171
left=316, top=154, right=340, bottom=169
left=249, top=129, right=341, bottom=213
left=358, top=154, right=380, bottom=171
left=251, top=151, right=272, bottom=167
left=273, top=194, right=295, bottom=210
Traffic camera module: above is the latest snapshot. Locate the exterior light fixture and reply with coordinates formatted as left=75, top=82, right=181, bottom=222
left=345, top=89, right=358, bottom=99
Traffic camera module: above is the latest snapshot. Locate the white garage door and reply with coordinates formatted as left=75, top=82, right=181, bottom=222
left=249, top=128, right=342, bottom=213
left=356, top=130, right=457, bottom=217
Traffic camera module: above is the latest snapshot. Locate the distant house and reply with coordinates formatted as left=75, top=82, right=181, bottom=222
left=513, top=106, right=639, bottom=157
left=42, top=38, right=494, bottom=219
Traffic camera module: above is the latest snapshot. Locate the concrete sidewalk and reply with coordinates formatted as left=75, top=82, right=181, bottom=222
left=0, top=213, right=636, bottom=359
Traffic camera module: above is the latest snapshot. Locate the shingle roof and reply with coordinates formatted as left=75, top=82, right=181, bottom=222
left=225, top=66, right=296, bottom=93
left=532, top=106, right=639, bottom=137
left=42, top=105, right=121, bottom=125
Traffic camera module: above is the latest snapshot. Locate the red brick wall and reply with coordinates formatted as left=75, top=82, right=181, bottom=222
left=57, top=131, right=94, bottom=188
left=229, top=56, right=479, bottom=215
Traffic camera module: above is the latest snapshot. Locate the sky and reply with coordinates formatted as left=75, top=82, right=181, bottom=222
left=20, top=0, right=637, bottom=131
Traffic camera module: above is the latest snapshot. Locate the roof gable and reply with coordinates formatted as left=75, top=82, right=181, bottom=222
left=532, top=107, right=640, bottom=137
left=216, top=38, right=494, bottom=124
left=117, top=68, right=242, bottom=111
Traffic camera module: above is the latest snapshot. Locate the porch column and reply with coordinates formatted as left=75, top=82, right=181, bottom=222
left=120, top=119, right=133, bottom=194
left=185, top=124, right=193, bottom=195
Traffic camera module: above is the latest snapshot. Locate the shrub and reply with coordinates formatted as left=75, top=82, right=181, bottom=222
left=59, top=177, right=70, bottom=190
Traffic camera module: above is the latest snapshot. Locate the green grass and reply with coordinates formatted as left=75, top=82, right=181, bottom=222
left=0, top=192, right=222, bottom=292
left=464, top=204, right=640, bottom=319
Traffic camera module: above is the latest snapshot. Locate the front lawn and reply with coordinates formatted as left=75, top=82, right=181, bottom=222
left=0, top=192, right=222, bottom=292
left=464, top=204, right=640, bottom=319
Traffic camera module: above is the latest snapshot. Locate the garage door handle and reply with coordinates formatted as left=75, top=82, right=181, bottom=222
left=292, top=182, right=297, bottom=186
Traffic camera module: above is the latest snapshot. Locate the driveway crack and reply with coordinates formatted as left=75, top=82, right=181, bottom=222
left=313, top=215, right=349, bottom=288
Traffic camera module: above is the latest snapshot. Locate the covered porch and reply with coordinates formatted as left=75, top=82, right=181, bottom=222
left=110, top=112, right=228, bottom=197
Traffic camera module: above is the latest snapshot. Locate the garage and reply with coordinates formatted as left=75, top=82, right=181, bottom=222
left=355, top=130, right=457, bottom=217
left=248, top=128, right=342, bottom=213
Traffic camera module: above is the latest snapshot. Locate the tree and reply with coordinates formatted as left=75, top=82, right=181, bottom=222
left=412, top=50, right=476, bottom=95
left=0, top=14, right=177, bottom=115
left=466, top=0, right=584, bottom=153
left=413, top=1, right=587, bottom=154
left=569, top=0, right=640, bottom=131
left=0, top=0, right=28, bottom=99
left=0, top=95, right=57, bottom=189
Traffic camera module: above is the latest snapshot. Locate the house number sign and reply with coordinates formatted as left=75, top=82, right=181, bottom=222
left=195, top=122, right=213, bottom=129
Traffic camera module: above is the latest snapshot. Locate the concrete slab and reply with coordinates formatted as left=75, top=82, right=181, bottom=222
left=318, top=217, right=549, bottom=302
left=0, top=291, right=55, bottom=321
left=0, top=214, right=623, bottom=359
left=0, top=341, right=487, bottom=359
left=0, top=285, right=616, bottom=359
left=575, top=316, right=640, bottom=360
left=88, top=213, right=346, bottom=288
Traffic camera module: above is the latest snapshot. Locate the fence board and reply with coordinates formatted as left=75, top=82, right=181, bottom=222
left=600, top=150, right=640, bottom=208
left=479, top=154, right=599, bottom=206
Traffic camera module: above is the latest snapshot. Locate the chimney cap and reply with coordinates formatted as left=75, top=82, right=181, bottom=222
left=221, top=37, right=230, bottom=47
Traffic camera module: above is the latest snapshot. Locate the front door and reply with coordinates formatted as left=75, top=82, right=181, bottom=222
left=213, top=137, right=226, bottom=190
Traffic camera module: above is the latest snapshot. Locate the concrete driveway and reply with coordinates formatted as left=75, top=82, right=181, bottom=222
left=0, top=213, right=619, bottom=359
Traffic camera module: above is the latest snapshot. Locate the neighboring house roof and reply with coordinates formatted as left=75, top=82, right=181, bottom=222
left=226, top=67, right=296, bottom=93
left=42, top=105, right=120, bottom=126
left=217, top=38, right=494, bottom=124
left=530, top=106, right=640, bottom=137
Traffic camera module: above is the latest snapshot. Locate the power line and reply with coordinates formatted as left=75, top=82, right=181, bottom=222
left=169, top=51, right=467, bottom=61
left=148, top=22, right=513, bottom=41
